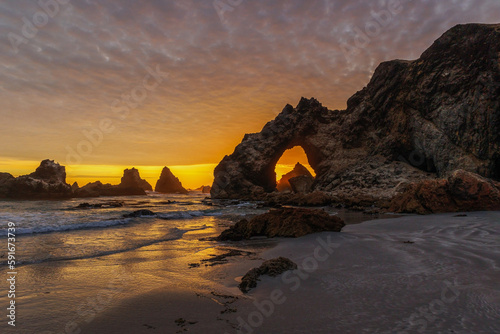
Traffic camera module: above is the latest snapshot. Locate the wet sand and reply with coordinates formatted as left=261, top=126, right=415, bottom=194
left=80, top=211, right=500, bottom=334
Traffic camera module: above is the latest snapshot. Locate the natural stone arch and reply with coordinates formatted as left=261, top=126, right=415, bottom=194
left=266, top=143, right=318, bottom=192
left=274, top=145, right=316, bottom=186
left=211, top=24, right=500, bottom=200
left=211, top=98, right=333, bottom=199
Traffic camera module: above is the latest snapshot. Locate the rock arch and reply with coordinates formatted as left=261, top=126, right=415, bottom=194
left=211, top=24, right=500, bottom=200
left=211, top=98, right=339, bottom=199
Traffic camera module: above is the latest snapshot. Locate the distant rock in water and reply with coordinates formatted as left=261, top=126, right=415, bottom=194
left=289, top=175, right=314, bottom=194
left=194, top=185, right=211, bottom=193
left=74, top=168, right=150, bottom=197
left=0, top=160, right=73, bottom=199
left=276, top=163, right=313, bottom=192
left=76, top=201, right=123, bottom=209
left=71, top=182, right=79, bottom=192
left=120, top=168, right=152, bottom=192
left=211, top=23, right=500, bottom=213
left=388, top=170, right=500, bottom=214
left=123, top=209, right=155, bottom=218
left=217, top=208, right=345, bottom=241
left=155, top=167, right=188, bottom=194
left=239, top=257, right=297, bottom=293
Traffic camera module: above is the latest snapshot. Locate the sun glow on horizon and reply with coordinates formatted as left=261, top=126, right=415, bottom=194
left=275, top=146, right=315, bottom=181
left=0, top=159, right=216, bottom=190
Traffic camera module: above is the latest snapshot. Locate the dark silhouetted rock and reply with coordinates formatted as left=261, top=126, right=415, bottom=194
left=0, top=173, right=15, bottom=198
left=123, top=209, right=155, bottom=218
left=217, top=208, right=345, bottom=241
left=5, top=160, right=73, bottom=199
left=289, top=175, right=314, bottom=193
left=211, top=24, right=500, bottom=210
left=388, top=170, right=500, bottom=214
left=120, top=168, right=152, bottom=192
left=74, top=168, right=150, bottom=197
left=76, top=201, right=123, bottom=209
left=194, top=185, right=211, bottom=193
left=239, top=257, right=297, bottom=293
left=71, top=182, right=79, bottom=192
left=155, top=167, right=188, bottom=194
left=276, top=163, right=313, bottom=192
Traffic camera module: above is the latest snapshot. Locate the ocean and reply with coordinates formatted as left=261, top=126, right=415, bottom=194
left=0, top=192, right=274, bottom=333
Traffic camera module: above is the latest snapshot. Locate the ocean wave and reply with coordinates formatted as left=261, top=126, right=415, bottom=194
left=0, top=218, right=133, bottom=236
left=157, top=209, right=222, bottom=220
left=3, top=226, right=210, bottom=266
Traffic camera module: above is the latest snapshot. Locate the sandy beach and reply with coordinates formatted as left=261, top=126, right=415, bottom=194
left=77, top=211, right=500, bottom=334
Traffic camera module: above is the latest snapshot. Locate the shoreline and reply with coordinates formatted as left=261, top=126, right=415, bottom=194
left=80, top=211, right=500, bottom=334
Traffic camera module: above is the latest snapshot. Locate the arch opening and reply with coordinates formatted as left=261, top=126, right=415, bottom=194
left=274, top=146, right=316, bottom=193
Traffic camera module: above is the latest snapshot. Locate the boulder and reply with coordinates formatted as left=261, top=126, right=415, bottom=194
left=239, top=257, right=297, bottom=293
left=276, top=163, right=313, bottom=192
left=217, top=207, right=345, bottom=241
left=289, top=175, right=314, bottom=193
left=155, top=167, right=188, bottom=194
left=388, top=170, right=500, bottom=214
left=211, top=24, right=500, bottom=206
left=123, top=209, right=156, bottom=218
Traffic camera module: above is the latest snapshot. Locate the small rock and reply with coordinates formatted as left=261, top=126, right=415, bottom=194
left=239, top=257, right=298, bottom=293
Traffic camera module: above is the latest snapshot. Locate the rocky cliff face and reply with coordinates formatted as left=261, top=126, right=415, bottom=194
left=211, top=23, right=500, bottom=204
left=155, top=167, right=188, bottom=194
left=1, top=160, right=73, bottom=199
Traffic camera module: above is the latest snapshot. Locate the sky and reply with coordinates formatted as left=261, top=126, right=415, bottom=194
left=1, top=0, right=499, bottom=188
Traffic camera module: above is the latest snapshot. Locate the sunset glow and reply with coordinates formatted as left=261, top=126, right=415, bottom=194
left=1, top=1, right=499, bottom=188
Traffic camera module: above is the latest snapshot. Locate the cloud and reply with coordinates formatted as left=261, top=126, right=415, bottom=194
left=0, top=0, right=499, bottom=167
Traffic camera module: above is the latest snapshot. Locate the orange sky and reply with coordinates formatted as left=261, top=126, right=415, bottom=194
left=0, top=147, right=312, bottom=189
left=1, top=1, right=499, bottom=188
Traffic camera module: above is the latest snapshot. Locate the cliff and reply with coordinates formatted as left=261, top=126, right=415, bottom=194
left=211, top=24, right=500, bottom=210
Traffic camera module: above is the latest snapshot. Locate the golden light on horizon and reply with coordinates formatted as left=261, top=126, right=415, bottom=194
left=275, top=146, right=315, bottom=181
left=0, top=159, right=216, bottom=190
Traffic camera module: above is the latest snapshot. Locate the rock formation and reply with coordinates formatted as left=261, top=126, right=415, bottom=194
left=194, top=185, right=211, bottom=193
left=74, top=168, right=150, bottom=197
left=0, top=160, right=73, bottom=199
left=388, top=170, right=500, bottom=214
left=239, top=257, right=297, bottom=293
left=0, top=162, right=152, bottom=199
left=216, top=208, right=345, bottom=241
left=0, top=173, right=15, bottom=198
left=211, top=24, right=500, bottom=209
left=276, top=162, right=314, bottom=192
left=289, top=175, right=314, bottom=193
left=120, top=168, right=152, bottom=192
left=155, top=167, right=188, bottom=194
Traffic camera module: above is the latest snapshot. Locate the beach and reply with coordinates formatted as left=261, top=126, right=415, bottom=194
left=83, top=212, right=500, bottom=334
left=2, top=201, right=497, bottom=333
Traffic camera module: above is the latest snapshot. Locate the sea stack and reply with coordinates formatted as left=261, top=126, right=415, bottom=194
left=74, top=168, right=151, bottom=197
left=1, top=159, right=73, bottom=199
left=155, top=167, right=188, bottom=194
left=120, top=168, right=153, bottom=192
left=276, top=163, right=314, bottom=192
